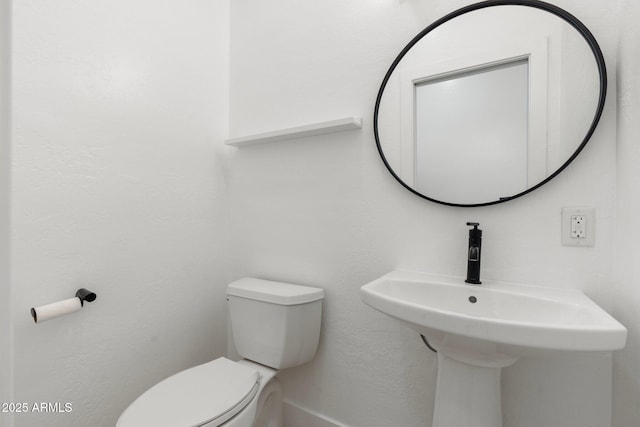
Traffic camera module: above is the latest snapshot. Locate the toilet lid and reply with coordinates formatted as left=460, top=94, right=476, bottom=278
left=117, top=357, right=260, bottom=427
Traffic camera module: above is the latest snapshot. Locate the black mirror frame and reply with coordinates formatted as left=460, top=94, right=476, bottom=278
left=373, top=0, right=607, bottom=207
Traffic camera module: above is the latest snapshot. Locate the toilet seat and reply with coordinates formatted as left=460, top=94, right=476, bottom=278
left=117, top=357, right=260, bottom=427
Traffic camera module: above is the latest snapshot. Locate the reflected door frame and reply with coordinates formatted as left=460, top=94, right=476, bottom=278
left=398, top=37, right=553, bottom=189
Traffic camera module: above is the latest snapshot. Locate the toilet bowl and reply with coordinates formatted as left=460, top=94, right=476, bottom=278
left=117, top=278, right=324, bottom=427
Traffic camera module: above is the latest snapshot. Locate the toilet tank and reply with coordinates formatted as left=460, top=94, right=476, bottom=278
left=227, top=278, right=324, bottom=369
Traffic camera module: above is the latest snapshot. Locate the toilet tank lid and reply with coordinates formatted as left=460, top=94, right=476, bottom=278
left=227, top=278, right=324, bottom=305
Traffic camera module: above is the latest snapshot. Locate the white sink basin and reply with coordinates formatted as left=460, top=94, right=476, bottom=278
left=360, top=269, right=626, bottom=352
left=360, top=270, right=628, bottom=427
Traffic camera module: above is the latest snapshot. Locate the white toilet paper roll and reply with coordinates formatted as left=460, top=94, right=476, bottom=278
left=31, top=297, right=82, bottom=323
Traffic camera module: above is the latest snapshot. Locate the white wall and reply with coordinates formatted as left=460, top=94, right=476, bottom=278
left=8, top=1, right=229, bottom=426
left=228, top=0, right=620, bottom=426
left=0, top=0, right=12, bottom=422
left=613, top=1, right=640, bottom=425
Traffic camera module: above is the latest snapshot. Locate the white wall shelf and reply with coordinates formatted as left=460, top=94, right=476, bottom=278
left=224, top=117, right=362, bottom=147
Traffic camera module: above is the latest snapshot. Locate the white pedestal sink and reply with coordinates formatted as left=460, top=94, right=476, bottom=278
left=360, top=270, right=627, bottom=427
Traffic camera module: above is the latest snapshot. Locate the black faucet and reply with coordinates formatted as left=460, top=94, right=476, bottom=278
left=465, top=222, right=482, bottom=284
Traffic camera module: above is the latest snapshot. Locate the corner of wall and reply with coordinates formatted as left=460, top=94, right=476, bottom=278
left=0, top=0, right=13, bottom=425
left=613, top=0, right=640, bottom=425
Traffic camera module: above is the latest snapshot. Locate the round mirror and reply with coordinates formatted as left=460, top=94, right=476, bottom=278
left=374, top=0, right=606, bottom=207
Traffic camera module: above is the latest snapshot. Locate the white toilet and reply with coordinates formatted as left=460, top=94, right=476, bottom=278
left=117, top=278, right=324, bottom=427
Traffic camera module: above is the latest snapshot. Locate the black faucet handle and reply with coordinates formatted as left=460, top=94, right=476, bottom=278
left=467, top=222, right=482, bottom=238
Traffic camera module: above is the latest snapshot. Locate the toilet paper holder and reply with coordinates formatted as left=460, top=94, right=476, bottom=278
left=30, top=288, right=97, bottom=324
left=75, top=288, right=97, bottom=306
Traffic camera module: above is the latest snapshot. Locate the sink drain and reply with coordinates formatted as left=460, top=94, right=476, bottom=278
left=468, top=296, right=478, bottom=303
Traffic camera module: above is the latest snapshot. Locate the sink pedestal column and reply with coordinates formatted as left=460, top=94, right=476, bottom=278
left=431, top=340, right=518, bottom=427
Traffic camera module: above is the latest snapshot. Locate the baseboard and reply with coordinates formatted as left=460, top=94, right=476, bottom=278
left=282, top=399, right=348, bottom=427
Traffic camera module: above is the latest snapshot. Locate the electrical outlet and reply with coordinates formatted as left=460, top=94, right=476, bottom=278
left=570, top=215, right=586, bottom=238
left=562, top=207, right=594, bottom=247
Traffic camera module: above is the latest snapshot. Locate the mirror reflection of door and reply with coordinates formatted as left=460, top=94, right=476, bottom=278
left=396, top=36, right=551, bottom=205
left=414, top=59, right=528, bottom=202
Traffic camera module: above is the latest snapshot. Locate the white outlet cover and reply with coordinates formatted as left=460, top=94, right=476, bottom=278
left=562, top=207, right=595, bottom=247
